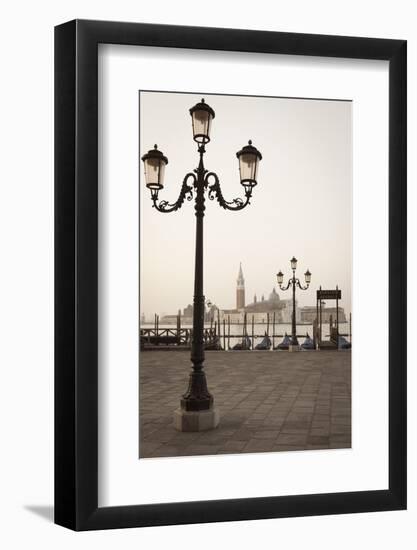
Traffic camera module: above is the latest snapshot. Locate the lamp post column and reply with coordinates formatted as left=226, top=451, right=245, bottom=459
left=291, top=271, right=298, bottom=346
left=277, top=258, right=311, bottom=352
left=180, top=147, right=214, bottom=413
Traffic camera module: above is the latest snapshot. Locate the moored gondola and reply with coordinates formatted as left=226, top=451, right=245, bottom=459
left=205, top=336, right=223, bottom=350
left=255, top=333, right=272, bottom=350
left=338, top=335, right=351, bottom=349
left=231, top=335, right=252, bottom=350
left=274, top=332, right=291, bottom=350
left=301, top=332, right=315, bottom=350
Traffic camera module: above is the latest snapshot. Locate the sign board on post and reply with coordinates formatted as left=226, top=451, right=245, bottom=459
left=317, top=289, right=342, bottom=300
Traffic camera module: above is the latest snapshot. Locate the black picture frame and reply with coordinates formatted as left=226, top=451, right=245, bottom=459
left=55, top=19, right=407, bottom=531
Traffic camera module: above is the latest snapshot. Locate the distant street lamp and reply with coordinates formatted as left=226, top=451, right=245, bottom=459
left=277, top=257, right=311, bottom=348
left=142, top=98, right=262, bottom=431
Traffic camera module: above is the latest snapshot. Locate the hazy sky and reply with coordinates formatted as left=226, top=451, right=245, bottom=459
left=139, top=91, right=352, bottom=318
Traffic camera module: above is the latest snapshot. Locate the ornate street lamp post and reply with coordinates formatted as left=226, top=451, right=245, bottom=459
left=142, top=98, right=262, bottom=431
left=277, top=257, right=311, bottom=350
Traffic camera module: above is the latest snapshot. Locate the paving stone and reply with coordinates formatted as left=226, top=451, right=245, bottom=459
left=308, top=435, right=330, bottom=445
left=310, top=427, right=330, bottom=436
left=311, top=420, right=330, bottom=429
left=184, top=444, right=221, bottom=455
left=139, top=442, right=163, bottom=456
left=243, top=439, right=276, bottom=453
left=330, top=424, right=351, bottom=436
left=329, top=441, right=351, bottom=449
left=281, top=420, right=311, bottom=431
left=218, top=440, right=248, bottom=453
left=331, top=415, right=351, bottom=425
left=330, top=435, right=352, bottom=444
left=276, top=433, right=308, bottom=446
left=147, top=445, right=192, bottom=457
left=252, top=429, right=281, bottom=439
left=271, top=444, right=309, bottom=452
left=285, top=413, right=312, bottom=423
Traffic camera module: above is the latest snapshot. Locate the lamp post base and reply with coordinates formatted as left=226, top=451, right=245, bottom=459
left=288, top=344, right=300, bottom=352
left=173, top=407, right=220, bottom=432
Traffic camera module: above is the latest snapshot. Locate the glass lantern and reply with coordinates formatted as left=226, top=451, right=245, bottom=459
left=236, top=140, right=262, bottom=188
left=141, top=145, right=168, bottom=190
left=189, top=98, right=215, bottom=144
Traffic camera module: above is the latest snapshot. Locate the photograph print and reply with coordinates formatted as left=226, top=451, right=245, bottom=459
left=139, top=90, right=352, bottom=459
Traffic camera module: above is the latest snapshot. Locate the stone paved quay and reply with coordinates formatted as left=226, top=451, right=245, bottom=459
left=139, top=350, right=351, bottom=458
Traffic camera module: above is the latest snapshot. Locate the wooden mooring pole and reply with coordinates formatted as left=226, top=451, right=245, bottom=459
left=349, top=312, right=352, bottom=344
left=177, top=312, right=181, bottom=341
left=217, top=309, right=221, bottom=348
left=251, top=315, right=255, bottom=349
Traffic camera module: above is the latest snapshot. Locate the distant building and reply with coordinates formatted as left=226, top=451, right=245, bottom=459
left=159, top=314, right=179, bottom=324
left=161, top=303, right=213, bottom=325
left=215, top=264, right=299, bottom=324
left=300, top=305, right=347, bottom=324
left=182, top=303, right=214, bottom=324
left=236, top=263, right=245, bottom=309
left=183, top=304, right=193, bottom=323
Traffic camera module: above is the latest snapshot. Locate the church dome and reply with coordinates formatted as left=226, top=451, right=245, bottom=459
left=269, top=288, right=280, bottom=302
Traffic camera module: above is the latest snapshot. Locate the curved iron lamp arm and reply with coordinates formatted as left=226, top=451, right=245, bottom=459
left=151, top=173, right=195, bottom=213
left=296, top=279, right=309, bottom=291
left=279, top=279, right=293, bottom=292
left=206, top=172, right=251, bottom=211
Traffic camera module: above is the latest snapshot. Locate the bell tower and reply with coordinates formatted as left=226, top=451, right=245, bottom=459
left=236, top=263, right=245, bottom=309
